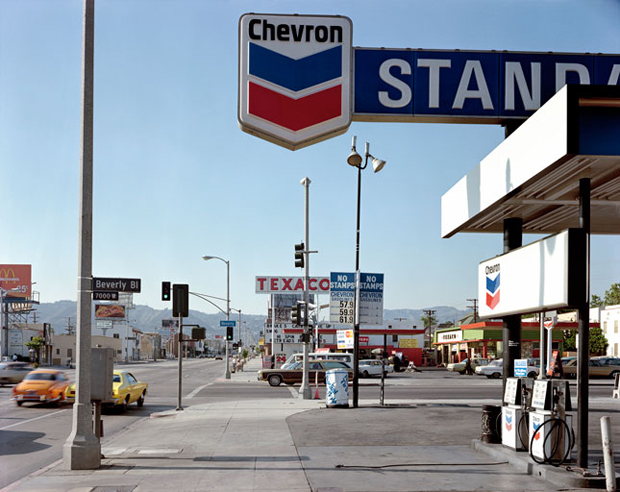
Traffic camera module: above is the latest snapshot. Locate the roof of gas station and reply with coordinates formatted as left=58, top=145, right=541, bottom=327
left=441, top=84, right=620, bottom=238
left=284, top=327, right=426, bottom=335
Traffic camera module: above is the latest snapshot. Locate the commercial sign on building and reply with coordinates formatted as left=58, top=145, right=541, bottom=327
left=239, top=13, right=620, bottom=150
left=94, top=304, right=126, bottom=319
left=0, top=264, right=32, bottom=298
left=239, top=14, right=353, bottom=150
left=255, top=276, right=330, bottom=293
left=478, top=229, right=586, bottom=319
left=337, top=329, right=354, bottom=349
left=437, top=331, right=463, bottom=343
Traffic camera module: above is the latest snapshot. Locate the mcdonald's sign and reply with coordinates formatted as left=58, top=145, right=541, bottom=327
left=0, top=264, right=32, bottom=298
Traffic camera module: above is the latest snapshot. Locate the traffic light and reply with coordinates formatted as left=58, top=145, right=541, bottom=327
left=162, top=281, right=171, bottom=301
left=226, top=326, right=234, bottom=341
left=172, top=284, right=189, bottom=317
left=291, top=302, right=303, bottom=326
left=294, top=243, right=305, bottom=268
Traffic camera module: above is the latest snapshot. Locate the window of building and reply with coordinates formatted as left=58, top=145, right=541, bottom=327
left=603, top=321, right=608, bottom=334
left=392, top=335, right=398, bottom=343
left=113, top=333, right=120, bottom=338
left=615, top=343, right=618, bottom=357
left=56, top=348, right=60, bottom=355
left=67, top=348, right=73, bottom=358
left=615, top=320, right=618, bottom=334
left=117, top=350, right=122, bottom=355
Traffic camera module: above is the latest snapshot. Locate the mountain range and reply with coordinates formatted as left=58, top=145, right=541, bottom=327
left=31, top=301, right=470, bottom=341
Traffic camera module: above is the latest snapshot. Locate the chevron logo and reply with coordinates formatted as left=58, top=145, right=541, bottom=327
left=505, top=414, right=513, bottom=431
left=486, top=272, right=500, bottom=310
left=239, top=14, right=352, bottom=150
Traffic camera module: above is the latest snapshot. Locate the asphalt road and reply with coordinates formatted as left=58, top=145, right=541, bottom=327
left=0, top=360, right=616, bottom=490
left=0, top=358, right=222, bottom=489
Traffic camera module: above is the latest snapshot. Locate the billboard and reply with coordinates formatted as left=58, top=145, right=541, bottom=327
left=255, top=276, right=330, bottom=294
left=94, top=304, right=126, bottom=319
left=0, top=264, right=32, bottom=298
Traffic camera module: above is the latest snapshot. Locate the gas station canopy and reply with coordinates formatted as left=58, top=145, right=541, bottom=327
left=441, top=85, right=620, bottom=238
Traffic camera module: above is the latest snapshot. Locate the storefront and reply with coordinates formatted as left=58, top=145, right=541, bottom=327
left=434, top=320, right=589, bottom=363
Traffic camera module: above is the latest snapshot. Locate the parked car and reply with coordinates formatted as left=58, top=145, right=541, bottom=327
left=66, top=370, right=148, bottom=411
left=359, top=359, right=393, bottom=378
left=0, top=361, right=32, bottom=385
left=474, top=358, right=540, bottom=378
left=12, top=369, right=73, bottom=406
left=563, top=358, right=620, bottom=378
left=447, top=358, right=490, bottom=374
left=281, top=352, right=353, bottom=369
left=258, top=360, right=353, bottom=387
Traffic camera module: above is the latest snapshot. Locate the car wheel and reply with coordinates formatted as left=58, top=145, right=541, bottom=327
left=137, top=391, right=145, bottom=407
left=383, top=371, right=389, bottom=377
left=121, top=396, right=129, bottom=411
left=527, top=371, right=537, bottom=379
left=268, top=375, right=282, bottom=387
left=16, top=400, right=23, bottom=407
left=610, top=371, right=620, bottom=378
left=492, top=372, right=501, bottom=379
left=362, top=370, right=370, bottom=378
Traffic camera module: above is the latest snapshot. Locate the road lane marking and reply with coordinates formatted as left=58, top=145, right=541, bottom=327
left=186, top=382, right=214, bottom=399
left=0, top=409, right=67, bottom=431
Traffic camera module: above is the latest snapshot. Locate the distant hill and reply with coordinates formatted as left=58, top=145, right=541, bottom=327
left=33, top=302, right=470, bottom=340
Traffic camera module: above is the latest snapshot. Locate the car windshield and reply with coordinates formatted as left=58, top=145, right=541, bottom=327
left=24, top=372, right=56, bottom=381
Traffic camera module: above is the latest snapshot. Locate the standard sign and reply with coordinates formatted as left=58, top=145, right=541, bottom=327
left=92, top=277, right=141, bottom=293
left=239, top=14, right=620, bottom=150
left=478, top=229, right=586, bottom=319
left=514, top=359, right=528, bottom=378
left=220, top=320, right=237, bottom=327
left=239, top=13, right=353, bottom=150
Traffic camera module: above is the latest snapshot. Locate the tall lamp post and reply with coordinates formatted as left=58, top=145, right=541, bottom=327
left=202, top=255, right=231, bottom=379
left=347, top=136, right=387, bottom=408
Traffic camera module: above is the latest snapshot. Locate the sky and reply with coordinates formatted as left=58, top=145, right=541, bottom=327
left=1, top=0, right=619, bottom=319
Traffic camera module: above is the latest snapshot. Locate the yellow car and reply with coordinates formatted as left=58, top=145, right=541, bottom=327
left=66, top=370, right=148, bottom=411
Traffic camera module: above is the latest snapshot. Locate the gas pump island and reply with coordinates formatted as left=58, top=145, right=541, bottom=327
left=442, top=84, right=620, bottom=471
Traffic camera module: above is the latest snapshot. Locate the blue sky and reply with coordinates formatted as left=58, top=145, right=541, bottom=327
left=1, top=0, right=619, bottom=319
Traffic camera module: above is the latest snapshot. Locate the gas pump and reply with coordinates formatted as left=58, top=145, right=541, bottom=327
left=502, top=377, right=532, bottom=450
left=528, top=379, right=574, bottom=465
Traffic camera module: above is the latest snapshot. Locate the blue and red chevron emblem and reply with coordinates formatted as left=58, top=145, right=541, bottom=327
left=239, top=14, right=352, bottom=150
left=486, top=272, right=500, bottom=310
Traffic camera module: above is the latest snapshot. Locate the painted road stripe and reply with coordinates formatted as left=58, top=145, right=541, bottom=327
left=186, top=382, right=214, bottom=399
left=0, top=409, right=67, bottom=431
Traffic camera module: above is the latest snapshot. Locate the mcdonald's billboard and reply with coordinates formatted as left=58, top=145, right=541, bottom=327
left=0, top=264, right=32, bottom=298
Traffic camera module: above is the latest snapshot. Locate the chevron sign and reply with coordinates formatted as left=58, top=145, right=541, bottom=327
left=485, top=264, right=500, bottom=310
left=239, top=14, right=352, bottom=150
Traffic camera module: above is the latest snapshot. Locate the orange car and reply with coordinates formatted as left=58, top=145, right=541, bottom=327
left=12, top=369, right=73, bottom=406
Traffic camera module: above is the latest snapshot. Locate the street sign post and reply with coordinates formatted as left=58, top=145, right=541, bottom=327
left=92, top=277, right=141, bottom=293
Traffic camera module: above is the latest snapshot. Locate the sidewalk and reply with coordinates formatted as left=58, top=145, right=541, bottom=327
left=4, top=357, right=618, bottom=492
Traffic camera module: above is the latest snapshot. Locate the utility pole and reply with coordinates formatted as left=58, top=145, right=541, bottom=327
left=422, top=309, right=436, bottom=350
left=466, top=299, right=478, bottom=323
left=300, top=177, right=312, bottom=400
left=65, top=317, right=75, bottom=336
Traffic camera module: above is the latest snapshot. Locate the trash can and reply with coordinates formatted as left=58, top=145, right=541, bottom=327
left=481, top=404, right=502, bottom=443
left=325, top=369, right=349, bottom=408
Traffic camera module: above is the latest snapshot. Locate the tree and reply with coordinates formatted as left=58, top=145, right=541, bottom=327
left=562, top=328, right=608, bottom=355
left=25, top=336, right=45, bottom=365
left=604, top=283, right=620, bottom=306
left=591, top=294, right=604, bottom=308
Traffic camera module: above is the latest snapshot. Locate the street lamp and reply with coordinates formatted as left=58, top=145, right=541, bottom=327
left=202, top=255, right=231, bottom=379
left=347, top=135, right=387, bottom=408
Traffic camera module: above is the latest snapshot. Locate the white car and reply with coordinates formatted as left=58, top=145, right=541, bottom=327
left=358, top=359, right=393, bottom=378
left=474, top=359, right=539, bottom=379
